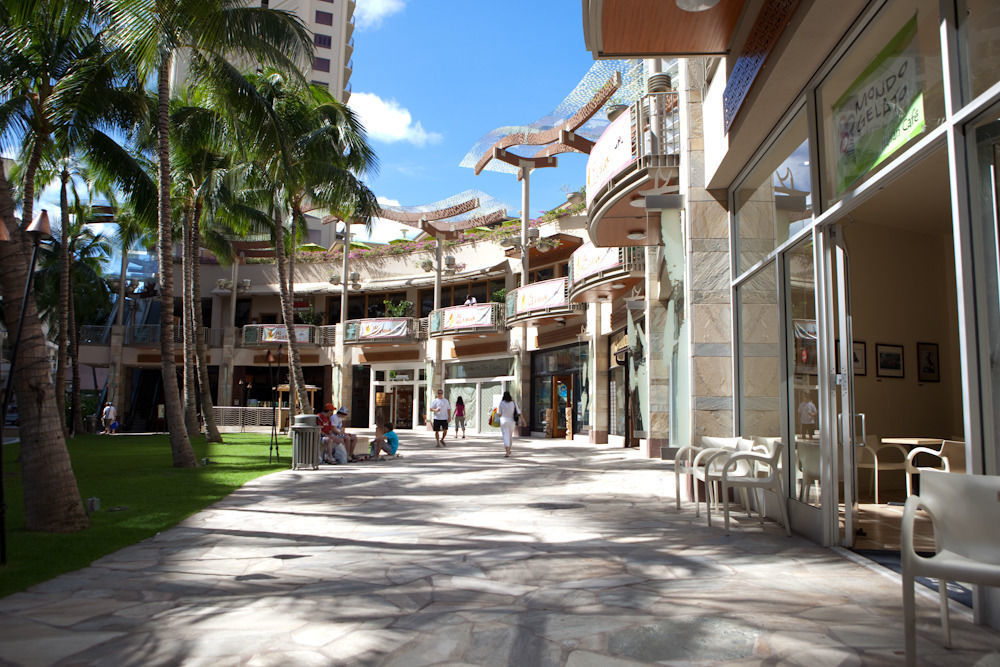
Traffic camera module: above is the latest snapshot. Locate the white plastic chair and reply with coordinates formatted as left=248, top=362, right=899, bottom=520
left=855, top=435, right=907, bottom=504
left=905, top=439, right=965, bottom=496
left=720, top=439, right=791, bottom=536
left=701, top=437, right=756, bottom=526
left=901, top=468, right=1000, bottom=666
left=673, top=436, right=740, bottom=518
left=796, top=440, right=822, bottom=503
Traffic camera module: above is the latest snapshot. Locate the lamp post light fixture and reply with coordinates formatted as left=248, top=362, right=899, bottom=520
left=0, top=210, right=52, bottom=565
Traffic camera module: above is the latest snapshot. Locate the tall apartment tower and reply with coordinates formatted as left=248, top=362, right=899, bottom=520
left=267, top=0, right=355, bottom=102
left=171, top=0, right=355, bottom=103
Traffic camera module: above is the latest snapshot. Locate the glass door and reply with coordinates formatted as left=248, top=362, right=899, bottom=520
left=394, top=386, right=413, bottom=429
left=553, top=375, right=572, bottom=438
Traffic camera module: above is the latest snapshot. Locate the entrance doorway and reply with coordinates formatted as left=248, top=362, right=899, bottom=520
left=552, top=375, right=573, bottom=438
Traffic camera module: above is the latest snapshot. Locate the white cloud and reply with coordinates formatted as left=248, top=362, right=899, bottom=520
left=350, top=92, right=442, bottom=147
left=355, top=0, right=405, bottom=30
left=377, top=196, right=400, bottom=206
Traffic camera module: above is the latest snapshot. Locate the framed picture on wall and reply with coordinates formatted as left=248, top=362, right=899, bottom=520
left=917, top=342, right=940, bottom=382
left=852, top=341, right=866, bottom=376
left=876, top=343, right=904, bottom=378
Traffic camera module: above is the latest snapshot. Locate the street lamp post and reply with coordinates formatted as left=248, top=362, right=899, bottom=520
left=0, top=210, right=51, bottom=566
left=266, top=346, right=280, bottom=462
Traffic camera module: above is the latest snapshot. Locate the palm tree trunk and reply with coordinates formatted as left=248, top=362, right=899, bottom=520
left=0, top=161, right=88, bottom=531
left=191, top=202, right=221, bottom=441
left=272, top=211, right=309, bottom=412
left=156, top=55, right=197, bottom=467
left=181, top=202, right=199, bottom=436
left=68, top=279, right=84, bottom=435
left=54, top=168, right=70, bottom=436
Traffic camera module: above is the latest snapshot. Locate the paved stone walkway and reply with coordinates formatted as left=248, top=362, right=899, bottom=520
left=0, top=431, right=998, bottom=666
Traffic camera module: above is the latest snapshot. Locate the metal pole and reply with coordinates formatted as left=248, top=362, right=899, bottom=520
left=520, top=168, right=530, bottom=285
left=0, top=236, right=43, bottom=566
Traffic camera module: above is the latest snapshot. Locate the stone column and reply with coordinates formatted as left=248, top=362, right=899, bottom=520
left=589, top=305, right=609, bottom=444
left=682, top=59, right=734, bottom=441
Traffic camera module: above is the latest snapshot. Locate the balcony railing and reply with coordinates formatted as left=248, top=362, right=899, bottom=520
left=317, top=325, right=337, bottom=347
left=428, top=302, right=506, bottom=338
left=242, top=324, right=317, bottom=346
left=568, top=244, right=646, bottom=301
left=79, top=325, right=111, bottom=345
left=587, top=91, right=680, bottom=218
left=505, top=277, right=586, bottom=326
left=342, top=317, right=421, bottom=345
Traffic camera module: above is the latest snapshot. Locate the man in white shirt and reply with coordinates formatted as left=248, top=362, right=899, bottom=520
left=463, top=294, right=477, bottom=305
left=330, top=406, right=358, bottom=458
left=101, top=402, right=117, bottom=434
left=429, top=389, right=451, bottom=447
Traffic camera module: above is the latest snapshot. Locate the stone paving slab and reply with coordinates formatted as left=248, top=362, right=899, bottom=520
left=0, top=432, right=998, bottom=665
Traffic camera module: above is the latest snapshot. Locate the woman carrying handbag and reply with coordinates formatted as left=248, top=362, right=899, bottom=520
left=497, top=391, right=524, bottom=458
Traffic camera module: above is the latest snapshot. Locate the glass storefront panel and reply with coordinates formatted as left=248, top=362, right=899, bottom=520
left=962, top=0, right=1000, bottom=102
left=971, top=110, right=1000, bottom=473
left=818, top=0, right=944, bottom=208
left=480, top=381, right=502, bottom=432
left=609, top=365, right=626, bottom=437
left=446, top=357, right=514, bottom=379
left=785, top=238, right=821, bottom=506
left=738, top=262, right=781, bottom=448
left=446, top=383, right=477, bottom=433
left=735, top=108, right=812, bottom=274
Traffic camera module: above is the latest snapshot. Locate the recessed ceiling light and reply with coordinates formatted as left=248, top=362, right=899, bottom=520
left=610, top=283, right=625, bottom=289
left=626, top=230, right=646, bottom=241
left=676, top=0, right=719, bottom=11
left=478, top=334, right=487, bottom=338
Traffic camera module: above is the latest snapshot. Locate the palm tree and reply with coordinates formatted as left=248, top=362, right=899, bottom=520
left=0, top=0, right=129, bottom=531
left=235, top=71, right=380, bottom=411
left=97, top=0, right=312, bottom=467
left=34, top=208, right=113, bottom=434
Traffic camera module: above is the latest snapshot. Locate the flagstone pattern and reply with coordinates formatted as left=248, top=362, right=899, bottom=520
left=0, top=432, right=997, bottom=665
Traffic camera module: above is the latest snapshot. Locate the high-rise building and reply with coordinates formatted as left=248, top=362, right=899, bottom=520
left=268, top=0, right=355, bottom=102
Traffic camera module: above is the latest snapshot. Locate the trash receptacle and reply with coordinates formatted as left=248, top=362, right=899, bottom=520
left=291, top=413, right=320, bottom=470
left=85, top=415, right=99, bottom=433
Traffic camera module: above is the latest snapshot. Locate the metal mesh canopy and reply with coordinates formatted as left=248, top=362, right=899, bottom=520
left=376, top=189, right=509, bottom=224
left=460, top=60, right=646, bottom=174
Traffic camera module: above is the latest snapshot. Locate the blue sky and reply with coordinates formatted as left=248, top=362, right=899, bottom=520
left=350, top=0, right=599, bottom=241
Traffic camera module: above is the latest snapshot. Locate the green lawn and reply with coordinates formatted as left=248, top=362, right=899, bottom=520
left=0, top=432, right=291, bottom=598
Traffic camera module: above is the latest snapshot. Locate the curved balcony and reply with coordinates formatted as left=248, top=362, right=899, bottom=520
left=586, top=92, right=680, bottom=247
left=428, top=302, right=505, bottom=339
left=242, top=324, right=317, bottom=346
left=505, top=277, right=585, bottom=326
left=568, top=244, right=645, bottom=303
left=342, top=317, right=422, bottom=345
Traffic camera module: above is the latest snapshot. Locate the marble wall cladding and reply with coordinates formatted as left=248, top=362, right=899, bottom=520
left=690, top=251, right=731, bottom=292
left=694, top=408, right=733, bottom=438
left=741, top=303, right=780, bottom=344
left=693, top=356, right=732, bottom=397
left=690, top=200, right=729, bottom=240
left=692, top=304, right=731, bottom=343
left=742, top=356, right=780, bottom=399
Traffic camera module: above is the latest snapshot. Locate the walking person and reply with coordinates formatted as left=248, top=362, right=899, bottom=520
left=429, top=389, right=451, bottom=447
left=101, top=402, right=117, bottom=435
left=453, top=396, right=466, bottom=439
left=497, top=391, right=524, bottom=458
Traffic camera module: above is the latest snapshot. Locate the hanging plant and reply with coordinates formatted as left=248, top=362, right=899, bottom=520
left=420, top=259, right=434, bottom=272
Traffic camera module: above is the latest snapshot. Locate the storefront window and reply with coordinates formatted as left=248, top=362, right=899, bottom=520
left=445, top=358, right=514, bottom=379
left=971, top=109, right=1000, bottom=472
left=818, top=0, right=944, bottom=208
left=962, top=0, right=1000, bottom=102
left=735, top=109, right=812, bottom=275
left=737, top=262, right=781, bottom=443
left=785, top=238, right=820, bottom=506
left=531, top=343, right=588, bottom=434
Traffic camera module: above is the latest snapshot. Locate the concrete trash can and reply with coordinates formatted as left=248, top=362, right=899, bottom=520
left=291, top=413, right=320, bottom=470
left=85, top=415, right=100, bottom=433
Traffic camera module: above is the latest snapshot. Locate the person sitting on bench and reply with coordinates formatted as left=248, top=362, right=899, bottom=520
left=370, top=422, right=399, bottom=460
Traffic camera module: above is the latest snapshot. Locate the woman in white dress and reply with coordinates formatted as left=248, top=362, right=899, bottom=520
left=497, top=391, right=524, bottom=457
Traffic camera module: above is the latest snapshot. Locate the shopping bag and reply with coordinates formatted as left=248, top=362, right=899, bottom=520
left=488, top=408, right=500, bottom=427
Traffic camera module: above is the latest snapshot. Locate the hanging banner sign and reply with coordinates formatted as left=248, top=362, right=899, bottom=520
left=832, top=15, right=924, bottom=194
left=586, top=110, right=635, bottom=207
left=571, top=243, right=621, bottom=284
left=516, top=278, right=567, bottom=314
left=260, top=325, right=311, bottom=343
left=358, top=318, right=410, bottom=339
left=442, top=304, right=495, bottom=330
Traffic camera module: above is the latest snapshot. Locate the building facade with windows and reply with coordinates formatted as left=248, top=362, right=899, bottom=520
left=582, top=0, right=1000, bottom=629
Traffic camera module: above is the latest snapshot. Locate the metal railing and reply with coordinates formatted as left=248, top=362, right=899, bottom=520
left=428, top=302, right=506, bottom=337
left=505, top=277, right=586, bottom=325
left=588, top=91, right=680, bottom=214
left=213, top=406, right=283, bottom=430
left=317, top=325, right=337, bottom=347
left=341, top=317, right=421, bottom=344
left=79, top=325, right=111, bottom=345
left=568, top=245, right=646, bottom=300
left=242, top=324, right=317, bottom=346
